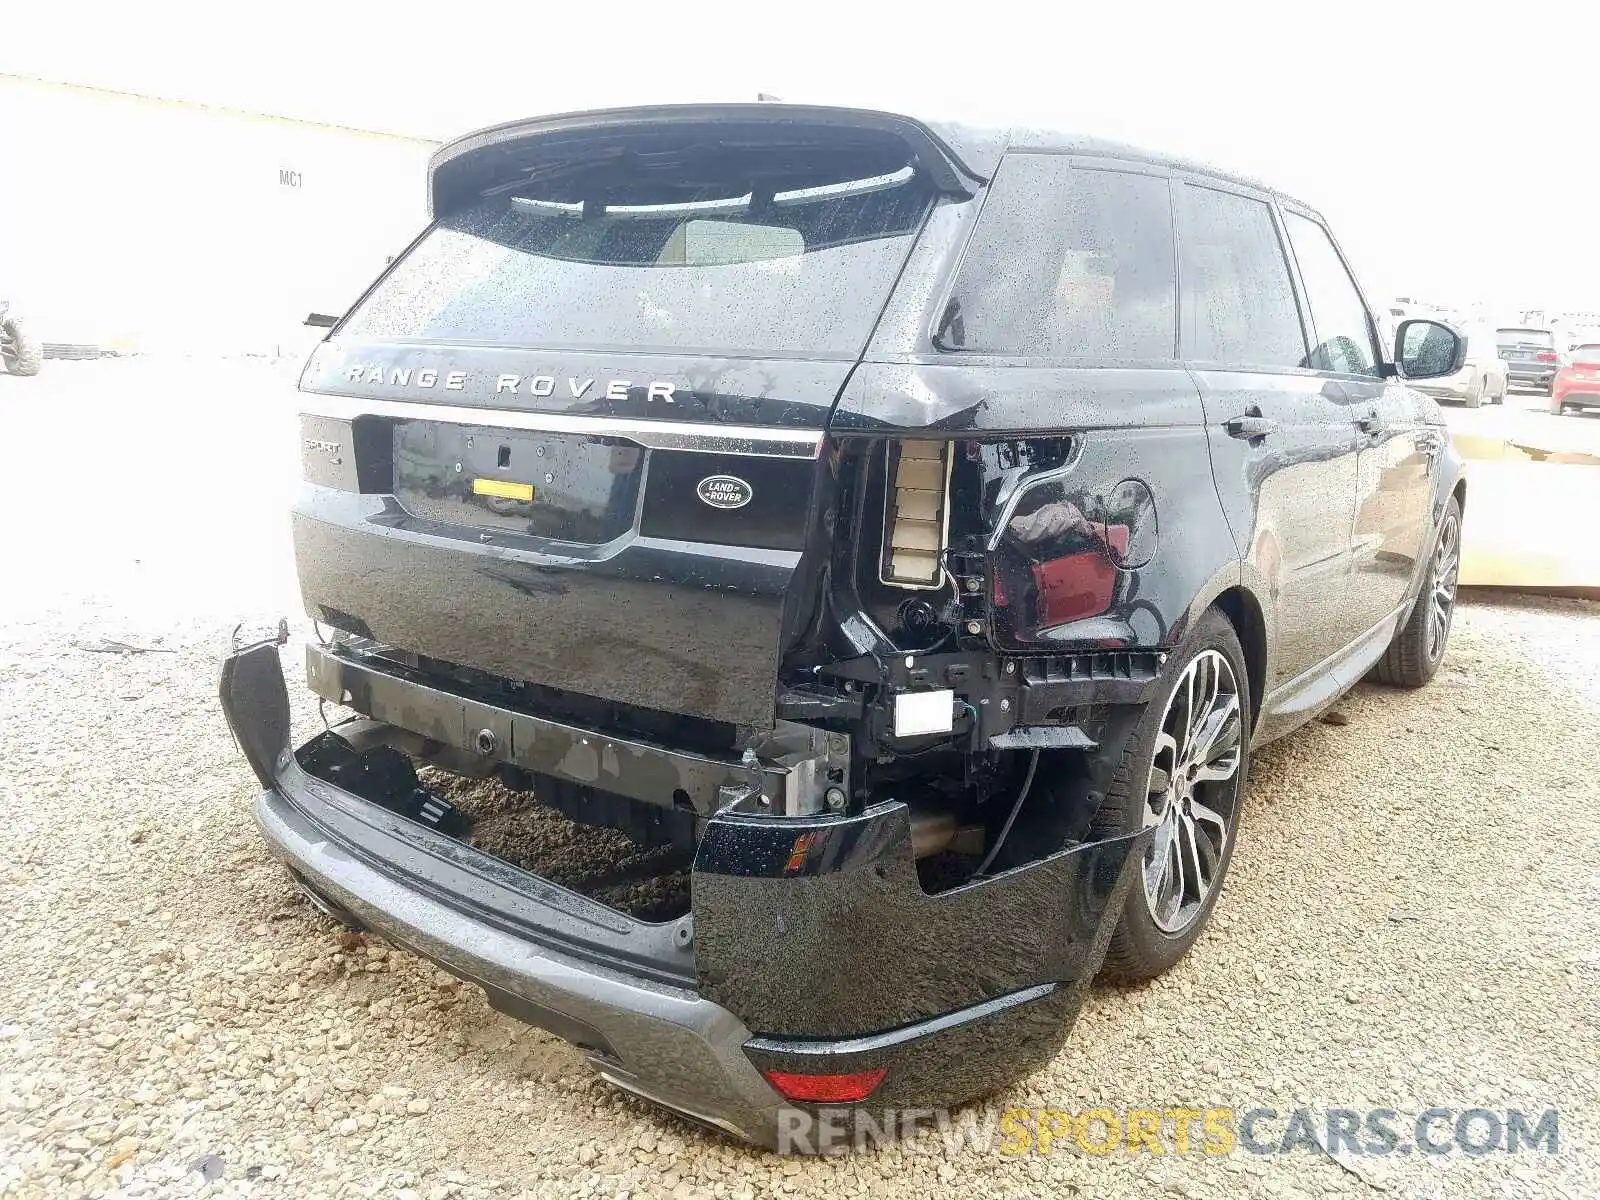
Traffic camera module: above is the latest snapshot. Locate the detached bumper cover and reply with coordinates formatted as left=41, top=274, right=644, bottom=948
left=220, top=640, right=1143, bottom=1145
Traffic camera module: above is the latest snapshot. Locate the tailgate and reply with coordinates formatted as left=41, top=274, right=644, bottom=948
left=290, top=113, right=948, bottom=727
left=294, top=347, right=839, bottom=729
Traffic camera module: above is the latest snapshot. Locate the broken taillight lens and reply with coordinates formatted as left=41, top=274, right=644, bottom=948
left=762, top=1067, right=888, bottom=1103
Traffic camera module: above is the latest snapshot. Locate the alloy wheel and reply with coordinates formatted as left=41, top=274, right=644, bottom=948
left=1427, top=510, right=1460, bottom=664
left=1140, top=649, right=1243, bottom=934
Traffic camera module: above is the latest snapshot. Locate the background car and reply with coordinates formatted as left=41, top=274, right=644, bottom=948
left=1496, top=326, right=1561, bottom=393
left=1407, top=322, right=1506, bottom=407
left=1551, top=342, right=1600, bottom=415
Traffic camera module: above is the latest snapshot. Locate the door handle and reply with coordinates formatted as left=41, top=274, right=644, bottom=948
left=1224, top=412, right=1278, bottom=440
left=1356, top=412, right=1387, bottom=436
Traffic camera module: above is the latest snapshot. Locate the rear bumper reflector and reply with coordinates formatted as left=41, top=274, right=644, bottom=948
left=762, top=1067, right=888, bottom=1103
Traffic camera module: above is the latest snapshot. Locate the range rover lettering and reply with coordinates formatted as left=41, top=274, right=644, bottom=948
left=220, top=104, right=1467, bottom=1148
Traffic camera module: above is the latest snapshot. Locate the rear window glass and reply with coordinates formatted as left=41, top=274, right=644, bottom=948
left=1571, top=344, right=1600, bottom=362
left=1496, top=328, right=1554, bottom=347
left=340, top=171, right=933, bottom=358
left=939, top=156, right=1176, bottom=360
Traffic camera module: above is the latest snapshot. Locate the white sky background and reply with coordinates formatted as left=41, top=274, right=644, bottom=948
left=6, top=0, right=1598, bottom=315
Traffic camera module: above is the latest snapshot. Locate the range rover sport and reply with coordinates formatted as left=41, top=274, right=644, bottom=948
left=220, top=104, right=1468, bottom=1148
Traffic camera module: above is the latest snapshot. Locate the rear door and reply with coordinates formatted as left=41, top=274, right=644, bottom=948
left=1174, top=180, right=1359, bottom=696
left=1279, top=209, right=1434, bottom=643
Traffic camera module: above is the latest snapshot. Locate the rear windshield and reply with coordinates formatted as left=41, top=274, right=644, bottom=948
left=340, top=171, right=933, bottom=358
left=1571, top=344, right=1600, bottom=363
left=1496, top=328, right=1554, bottom=347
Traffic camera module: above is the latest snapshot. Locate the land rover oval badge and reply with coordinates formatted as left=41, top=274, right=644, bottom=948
left=696, top=475, right=753, bottom=510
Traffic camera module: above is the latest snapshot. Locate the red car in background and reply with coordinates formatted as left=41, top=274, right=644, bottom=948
left=1552, top=343, right=1600, bottom=415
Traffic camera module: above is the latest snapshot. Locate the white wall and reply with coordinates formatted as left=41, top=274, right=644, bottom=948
left=0, top=75, right=437, bottom=355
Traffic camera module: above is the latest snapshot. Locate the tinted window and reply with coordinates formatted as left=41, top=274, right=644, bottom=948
left=340, top=172, right=932, bottom=358
left=1571, top=344, right=1600, bottom=365
left=942, top=156, right=1176, bottom=359
left=1176, top=185, right=1307, bottom=368
left=1283, top=212, right=1379, bottom=376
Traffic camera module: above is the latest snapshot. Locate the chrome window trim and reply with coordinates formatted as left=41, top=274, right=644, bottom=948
left=300, top=395, right=824, bottom=459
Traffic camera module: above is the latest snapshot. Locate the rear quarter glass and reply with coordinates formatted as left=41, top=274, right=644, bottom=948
left=939, top=154, right=1178, bottom=360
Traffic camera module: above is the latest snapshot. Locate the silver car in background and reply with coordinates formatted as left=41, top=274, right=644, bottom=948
left=1408, top=322, right=1507, bottom=407
left=1496, top=326, right=1560, bottom=394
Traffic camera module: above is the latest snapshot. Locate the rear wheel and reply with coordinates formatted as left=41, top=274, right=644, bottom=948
left=1087, top=609, right=1251, bottom=982
left=1373, top=496, right=1461, bottom=687
left=0, top=315, right=43, bottom=377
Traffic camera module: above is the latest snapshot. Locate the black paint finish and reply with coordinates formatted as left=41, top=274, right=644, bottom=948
left=742, top=983, right=1086, bottom=1116
left=640, top=452, right=819, bottom=553
left=292, top=488, right=804, bottom=729
left=836, top=362, right=1239, bottom=657
left=693, top=802, right=1146, bottom=1038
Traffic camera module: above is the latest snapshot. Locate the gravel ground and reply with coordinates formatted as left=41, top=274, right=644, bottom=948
left=2, top=360, right=1598, bottom=1199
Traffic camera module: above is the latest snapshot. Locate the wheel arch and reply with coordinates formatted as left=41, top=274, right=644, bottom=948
left=1211, top=585, right=1267, bottom=729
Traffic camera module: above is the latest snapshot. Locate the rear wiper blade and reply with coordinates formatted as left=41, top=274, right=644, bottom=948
left=510, top=196, right=584, bottom=217
left=772, top=165, right=915, bottom=207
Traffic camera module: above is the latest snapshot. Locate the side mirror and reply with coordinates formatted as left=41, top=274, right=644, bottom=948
left=304, top=312, right=339, bottom=329
left=1395, top=319, right=1466, bottom=380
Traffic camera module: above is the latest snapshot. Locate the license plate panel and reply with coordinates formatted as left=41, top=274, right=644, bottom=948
left=392, top=421, right=645, bottom=545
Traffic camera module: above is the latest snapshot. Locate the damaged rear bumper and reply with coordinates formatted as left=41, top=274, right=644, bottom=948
left=220, top=638, right=1144, bottom=1147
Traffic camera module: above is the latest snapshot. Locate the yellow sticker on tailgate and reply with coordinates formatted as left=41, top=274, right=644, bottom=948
left=472, top=478, right=534, bottom=502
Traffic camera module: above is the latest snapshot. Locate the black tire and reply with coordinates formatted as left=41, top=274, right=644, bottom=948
left=1082, top=608, right=1252, bottom=983
left=1463, top=380, right=1483, bottom=408
left=1372, top=495, right=1461, bottom=688
left=0, top=315, right=42, bottom=377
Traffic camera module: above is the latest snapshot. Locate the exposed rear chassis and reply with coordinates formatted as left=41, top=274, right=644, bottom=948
left=220, top=638, right=1147, bottom=1147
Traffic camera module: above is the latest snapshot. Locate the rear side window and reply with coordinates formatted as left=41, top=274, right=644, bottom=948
left=340, top=170, right=933, bottom=358
left=941, top=156, right=1176, bottom=360
left=1282, top=212, right=1380, bottom=377
left=1176, top=184, right=1307, bottom=368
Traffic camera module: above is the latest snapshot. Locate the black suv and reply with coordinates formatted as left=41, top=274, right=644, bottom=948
left=222, top=105, right=1467, bottom=1148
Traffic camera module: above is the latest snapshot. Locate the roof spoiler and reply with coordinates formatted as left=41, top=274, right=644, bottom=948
left=426, top=104, right=989, bottom=219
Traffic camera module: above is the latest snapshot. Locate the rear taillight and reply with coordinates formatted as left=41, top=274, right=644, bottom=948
left=1536, top=351, right=1558, bottom=362
left=762, top=1067, right=888, bottom=1103
left=880, top=441, right=951, bottom=589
